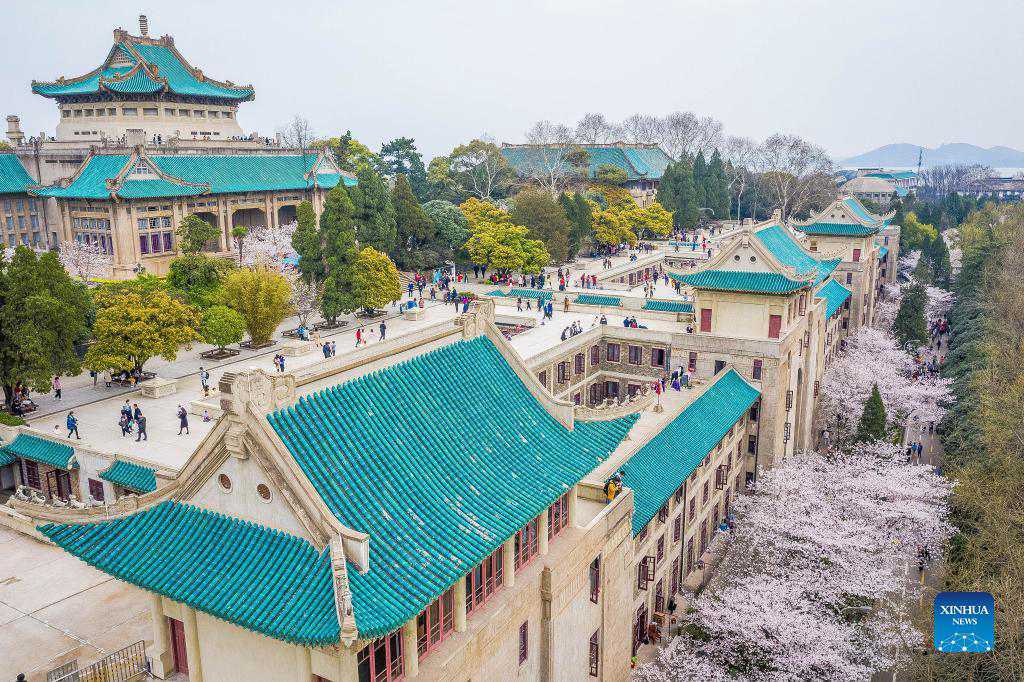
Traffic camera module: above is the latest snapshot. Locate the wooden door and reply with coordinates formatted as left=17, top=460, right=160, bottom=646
left=168, top=617, right=188, bottom=674
left=700, top=308, right=712, bottom=332
left=768, top=314, right=782, bottom=339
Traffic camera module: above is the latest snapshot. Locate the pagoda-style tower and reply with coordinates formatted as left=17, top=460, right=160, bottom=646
left=31, top=15, right=254, bottom=144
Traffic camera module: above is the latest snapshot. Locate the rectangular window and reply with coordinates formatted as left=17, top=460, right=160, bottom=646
left=590, top=345, right=600, bottom=366
left=654, top=578, right=665, bottom=613
left=589, top=631, right=600, bottom=677
left=139, top=235, right=150, bottom=255
left=637, top=556, right=654, bottom=590
left=575, top=353, right=585, bottom=375
left=846, top=272, right=853, bottom=285
left=688, top=497, right=695, bottom=521
left=589, top=556, right=601, bottom=604
left=852, top=248, right=861, bottom=262
left=670, top=556, right=680, bottom=595
left=466, top=545, right=504, bottom=614
left=606, top=343, right=620, bottom=362
left=700, top=308, right=712, bottom=332
left=768, top=314, right=782, bottom=339
left=357, top=631, right=403, bottom=682
left=557, top=362, right=569, bottom=383
left=416, top=586, right=455, bottom=659
left=752, top=359, right=763, bottom=380
left=658, top=504, right=668, bottom=523
left=747, top=435, right=757, bottom=454
left=538, top=370, right=547, bottom=387
left=673, top=515, right=681, bottom=542
left=651, top=347, right=666, bottom=368
left=514, top=517, right=540, bottom=570
left=548, top=492, right=570, bottom=540
left=688, top=352, right=697, bottom=373
left=163, top=232, right=173, bottom=252
left=656, top=536, right=665, bottom=565
left=636, top=524, right=648, bottom=544
left=605, top=381, right=619, bottom=399
left=702, top=480, right=710, bottom=504
left=22, top=460, right=40, bottom=489
left=714, top=360, right=726, bottom=375
left=88, top=479, right=104, bottom=502
left=588, top=382, right=600, bottom=405
left=628, top=345, right=642, bottom=365
left=519, top=622, right=529, bottom=665
left=150, top=233, right=162, bottom=253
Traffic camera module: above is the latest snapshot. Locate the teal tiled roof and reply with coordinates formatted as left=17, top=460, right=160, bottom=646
left=623, top=370, right=760, bottom=534
left=267, top=336, right=637, bottom=638
left=99, top=459, right=157, bottom=493
left=40, top=500, right=338, bottom=644
left=816, top=279, right=851, bottom=319
left=34, top=154, right=354, bottom=200
left=506, top=288, right=552, bottom=301
left=501, top=144, right=672, bottom=182
left=755, top=224, right=820, bottom=276
left=680, top=270, right=810, bottom=294
left=796, top=222, right=880, bottom=237
left=575, top=294, right=622, bottom=307
left=0, top=434, right=76, bottom=469
left=642, top=299, right=693, bottom=313
left=0, top=155, right=35, bottom=194
left=843, top=197, right=882, bottom=224
left=33, top=40, right=253, bottom=101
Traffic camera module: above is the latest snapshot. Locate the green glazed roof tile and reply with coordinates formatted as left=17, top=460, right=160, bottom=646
left=99, top=460, right=157, bottom=493
left=39, top=500, right=338, bottom=644
left=0, top=434, right=76, bottom=469
left=0, top=155, right=35, bottom=194
left=642, top=299, right=693, bottom=313
left=575, top=294, right=622, bottom=307
left=679, top=270, right=810, bottom=294
left=623, top=370, right=760, bottom=534
left=795, top=222, right=880, bottom=237
left=501, top=144, right=672, bottom=181
left=816, top=279, right=851, bottom=319
left=267, top=336, right=636, bottom=638
left=507, top=288, right=551, bottom=301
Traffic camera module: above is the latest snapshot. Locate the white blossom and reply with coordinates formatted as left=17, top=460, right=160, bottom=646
left=898, top=250, right=920, bottom=280
left=58, top=239, right=111, bottom=282
left=635, top=443, right=953, bottom=682
left=924, top=286, right=954, bottom=324
left=286, top=269, right=322, bottom=327
left=240, top=221, right=297, bottom=270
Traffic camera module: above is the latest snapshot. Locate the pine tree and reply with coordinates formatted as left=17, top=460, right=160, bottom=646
left=706, top=149, right=730, bottom=221
left=347, top=166, right=397, bottom=254
left=855, top=384, right=888, bottom=443
left=656, top=160, right=698, bottom=229
left=314, top=187, right=359, bottom=324
left=512, top=189, right=571, bottom=263
left=560, top=192, right=593, bottom=259
left=893, top=284, right=928, bottom=349
left=391, top=173, right=436, bottom=270
left=692, top=151, right=708, bottom=216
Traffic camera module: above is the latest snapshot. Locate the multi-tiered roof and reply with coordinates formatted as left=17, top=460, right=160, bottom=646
left=792, top=195, right=894, bottom=237
left=32, top=25, right=254, bottom=103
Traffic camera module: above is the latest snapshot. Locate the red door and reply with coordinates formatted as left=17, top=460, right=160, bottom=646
left=168, top=617, right=188, bottom=673
left=700, top=308, right=712, bottom=332
left=852, top=248, right=861, bottom=262
left=768, top=314, right=782, bottom=339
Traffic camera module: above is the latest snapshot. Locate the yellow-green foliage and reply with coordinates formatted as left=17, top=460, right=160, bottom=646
left=351, top=247, right=402, bottom=312
left=221, top=266, right=293, bottom=346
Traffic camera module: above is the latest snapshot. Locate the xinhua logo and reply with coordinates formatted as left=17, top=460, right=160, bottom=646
left=934, top=591, right=994, bottom=653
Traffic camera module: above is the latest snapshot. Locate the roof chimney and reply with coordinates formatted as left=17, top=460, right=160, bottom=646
left=138, top=14, right=149, bottom=37
left=6, top=115, right=24, bottom=146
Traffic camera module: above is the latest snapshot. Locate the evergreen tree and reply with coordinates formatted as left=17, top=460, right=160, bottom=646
left=656, top=159, right=698, bottom=229
left=692, top=151, right=708, bottom=216
left=176, top=214, right=220, bottom=254
left=293, top=187, right=359, bottom=324
left=706, top=149, right=731, bottom=221
left=391, top=174, right=436, bottom=270
left=893, top=283, right=929, bottom=349
left=379, top=137, right=430, bottom=201
left=924, top=231, right=953, bottom=288
left=560, top=192, right=594, bottom=259
left=855, top=384, right=888, bottom=443
left=512, top=189, right=571, bottom=263
left=423, top=200, right=470, bottom=261
left=347, top=166, right=397, bottom=254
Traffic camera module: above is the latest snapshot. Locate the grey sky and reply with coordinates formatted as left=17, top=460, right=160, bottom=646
left=5, top=0, right=1023, bottom=161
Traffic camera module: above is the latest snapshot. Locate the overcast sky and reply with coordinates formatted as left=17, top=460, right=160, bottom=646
left=5, top=0, right=1023, bottom=161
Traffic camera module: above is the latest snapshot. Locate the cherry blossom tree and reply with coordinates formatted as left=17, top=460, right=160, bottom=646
left=58, top=239, right=111, bottom=282
left=286, top=269, right=322, bottom=327
left=819, top=326, right=952, bottom=439
left=924, top=285, right=954, bottom=324
left=240, top=221, right=297, bottom=270
left=635, top=443, right=953, bottom=682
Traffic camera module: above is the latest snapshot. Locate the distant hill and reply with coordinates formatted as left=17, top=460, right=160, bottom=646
left=842, top=143, right=1024, bottom=168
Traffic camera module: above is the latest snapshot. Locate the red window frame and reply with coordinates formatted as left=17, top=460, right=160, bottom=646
left=637, top=555, right=655, bottom=590
left=22, top=460, right=40, bottom=489
left=548, top=493, right=570, bottom=540
left=518, top=621, right=529, bottom=665
left=688, top=497, right=695, bottom=522
left=702, top=480, right=710, bottom=504
left=589, top=631, right=600, bottom=677
left=417, top=587, right=455, bottom=659
left=654, top=578, right=665, bottom=613
left=673, top=515, right=681, bottom=543
left=686, top=540, right=694, bottom=573
left=358, top=631, right=404, bottom=682
left=466, top=545, right=504, bottom=614
left=670, top=557, right=680, bottom=595
left=768, top=314, right=782, bottom=339
left=752, top=359, right=763, bottom=380
left=514, top=518, right=540, bottom=570
left=700, top=308, right=712, bottom=332
left=852, top=248, right=861, bottom=262
left=657, top=504, right=668, bottom=523
left=589, top=556, right=601, bottom=603
left=715, top=465, right=726, bottom=490
left=650, top=347, right=666, bottom=367
left=557, top=362, right=569, bottom=383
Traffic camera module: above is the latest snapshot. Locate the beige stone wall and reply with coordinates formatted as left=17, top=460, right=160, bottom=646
left=55, top=100, right=244, bottom=143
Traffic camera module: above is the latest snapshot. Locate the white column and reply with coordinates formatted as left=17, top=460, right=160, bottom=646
left=454, top=577, right=467, bottom=633
left=148, top=594, right=174, bottom=678
left=294, top=644, right=311, bottom=682
left=503, top=537, right=516, bottom=588
left=402, top=619, right=419, bottom=678
left=568, top=487, right=579, bottom=528
left=181, top=604, right=204, bottom=682
left=538, top=512, right=549, bottom=556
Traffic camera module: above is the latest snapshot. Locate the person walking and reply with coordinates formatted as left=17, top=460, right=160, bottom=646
left=177, top=405, right=190, bottom=435
left=66, top=411, right=80, bottom=439
left=132, top=402, right=142, bottom=423
left=379, top=321, right=387, bottom=341
left=135, top=411, right=148, bottom=442
left=52, top=375, right=62, bottom=400
left=119, top=412, right=131, bottom=437
left=355, top=328, right=363, bottom=347
left=199, top=367, right=210, bottom=397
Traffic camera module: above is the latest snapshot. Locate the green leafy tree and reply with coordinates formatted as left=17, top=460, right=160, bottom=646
left=167, top=253, right=234, bottom=309
left=176, top=214, right=220, bottom=254
left=221, top=267, right=293, bottom=346
left=923, top=231, right=953, bottom=288
left=594, top=163, right=629, bottom=185
left=900, top=212, right=938, bottom=253
left=423, top=200, right=470, bottom=259
left=461, top=199, right=549, bottom=275
left=317, top=131, right=378, bottom=173
left=231, top=226, right=248, bottom=263
left=511, top=188, right=571, bottom=263
left=350, top=247, right=402, bottom=314
left=893, top=283, right=928, bottom=349
left=0, top=248, right=92, bottom=409
left=86, top=284, right=201, bottom=373
left=657, top=159, right=698, bottom=229
left=347, top=166, right=397, bottom=254
left=591, top=205, right=638, bottom=248
left=855, top=384, right=888, bottom=443
left=200, top=305, right=246, bottom=350
left=391, top=173, right=436, bottom=270
left=379, top=137, right=430, bottom=200
left=443, top=139, right=515, bottom=202
left=560, top=192, right=594, bottom=259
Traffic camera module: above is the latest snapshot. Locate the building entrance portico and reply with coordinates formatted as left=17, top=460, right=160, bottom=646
left=231, top=206, right=267, bottom=231
left=277, top=203, right=297, bottom=225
